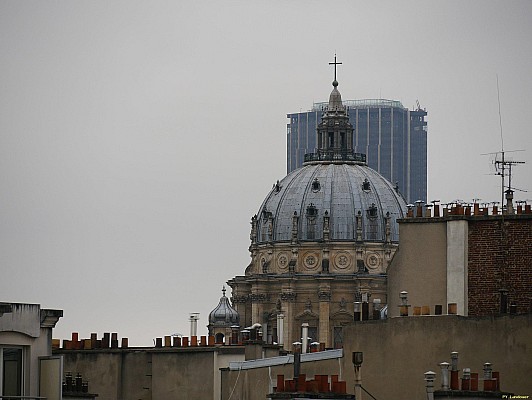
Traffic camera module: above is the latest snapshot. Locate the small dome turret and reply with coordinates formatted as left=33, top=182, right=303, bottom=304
left=208, top=287, right=239, bottom=326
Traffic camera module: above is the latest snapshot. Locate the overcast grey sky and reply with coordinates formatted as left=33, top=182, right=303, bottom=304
left=1, top=1, right=531, bottom=345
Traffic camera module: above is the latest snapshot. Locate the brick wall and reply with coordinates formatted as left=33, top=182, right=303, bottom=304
left=468, top=216, right=532, bottom=315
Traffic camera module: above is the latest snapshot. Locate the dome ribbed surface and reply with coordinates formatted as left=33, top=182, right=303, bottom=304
left=208, top=292, right=239, bottom=326
left=256, top=163, right=406, bottom=243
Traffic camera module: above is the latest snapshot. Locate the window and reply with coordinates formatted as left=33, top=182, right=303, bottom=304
left=301, top=326, right=318, bottom=347
left=333, top=327, right=343, bottom=348
left=368, top=203, right=378, bottom=218
left=1, top=347, right=23, bottom=397
left=357, top=260, right=367, bottom=273
left=308, top=327, right=318, bottom=343
left=311, top=179, right=320, bottom=192
left=215, top=333, right=225, bottom=344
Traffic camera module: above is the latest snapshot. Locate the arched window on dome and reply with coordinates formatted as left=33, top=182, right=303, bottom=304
left=311, top=178, right=321, bottom=192
left=368, top=203, right=378, bottom=218
left=366, top=203, right=378, bottom=240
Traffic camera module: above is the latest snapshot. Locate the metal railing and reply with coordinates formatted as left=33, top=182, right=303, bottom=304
left=312, top=98, right=405, bottom=111
left=0, top=397, right=46, bottom=400
left=304, top=150, right=366, bottom=163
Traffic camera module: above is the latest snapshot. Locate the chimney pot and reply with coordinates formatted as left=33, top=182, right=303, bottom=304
left=447, top=303, right=457, bottom=315
left=483, top=362, right=493, bottom=380
left=451, top=352, right=459, bottom=371
left=424, top=371, right=436, bottom=400
left=470, top=372, right=479, bottom=391
left=440, top=362, right=450, bottom=390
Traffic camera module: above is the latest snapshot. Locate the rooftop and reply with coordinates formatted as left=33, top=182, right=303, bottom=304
left=311, top=98, right=405, bottom=112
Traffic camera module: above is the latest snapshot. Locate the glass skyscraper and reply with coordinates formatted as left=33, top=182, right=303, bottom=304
left=287, top=99, right=427, bottom=203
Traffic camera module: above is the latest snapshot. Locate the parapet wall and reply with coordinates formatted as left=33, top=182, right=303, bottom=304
left=341, top=314, right=532, bottom=400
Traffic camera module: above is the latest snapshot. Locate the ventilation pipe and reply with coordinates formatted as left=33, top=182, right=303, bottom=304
left=439, top=362, right=450, bottom=390
left=450, top=352, right=459, bottom=390
left=424, top=371, right=436, bottom=400
left=353, top=352, right=363, bottom=400
left=505, top=189, right=514, bottom=214
left=189, top=313, right=199, bottom=337
left=399, top=291, right=410, bottom=316
left=461, top=368, right=471, bottom=390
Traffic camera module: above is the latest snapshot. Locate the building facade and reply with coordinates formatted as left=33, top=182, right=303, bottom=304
left=287, top=99, right=427, bottom=203
left=229, top=78, right=406, bottom=349
left=387, top=200, right=532, bottom=317
left=0, top=302, right=63, bottom=398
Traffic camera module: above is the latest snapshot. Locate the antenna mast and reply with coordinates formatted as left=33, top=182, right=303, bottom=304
left=482, top=76, right=526, bottom=213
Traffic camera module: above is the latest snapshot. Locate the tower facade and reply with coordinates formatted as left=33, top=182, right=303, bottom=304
left=287, top=99, right=427, bottom=203
left=229, top=75, right=406, bottom=349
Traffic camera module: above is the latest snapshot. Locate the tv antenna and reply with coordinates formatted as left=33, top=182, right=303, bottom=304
left=481, top=75, right=526, bottom=212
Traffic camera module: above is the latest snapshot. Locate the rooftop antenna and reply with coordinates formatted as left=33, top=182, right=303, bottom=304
left=482, top=75, right=526, bottom=212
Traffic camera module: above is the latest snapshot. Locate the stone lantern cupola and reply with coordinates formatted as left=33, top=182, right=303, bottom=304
left=316, top=77, right=354, bottom=157
left=207, top=287, right=240, bottom=344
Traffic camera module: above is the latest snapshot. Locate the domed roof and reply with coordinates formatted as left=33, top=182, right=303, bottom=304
left=255, top=162, right=406, bottom=243
left=208, top=287, right=239, bottom=326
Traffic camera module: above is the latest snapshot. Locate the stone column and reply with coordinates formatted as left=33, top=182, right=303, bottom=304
left=318, top=288, right=331, bottom=347
left=276, top=313, right=284, bottom=347
left=251, top=288, right=264, bottom=325
left=281, top=290, right=296, bottom=346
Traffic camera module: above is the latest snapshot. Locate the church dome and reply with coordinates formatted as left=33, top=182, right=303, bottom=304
left=254, top=163, right=406, bottom=243
left=252, top=73, right=406, bottom=245
left=208, top=287, right=239, bottom=326
left=230, top=59, right=406, bottom=348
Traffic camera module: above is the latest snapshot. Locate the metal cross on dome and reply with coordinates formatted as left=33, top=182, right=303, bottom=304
left=329, top=54, right=342, bottom=82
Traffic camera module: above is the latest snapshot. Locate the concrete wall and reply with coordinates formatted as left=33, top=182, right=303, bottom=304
left=446, top=220, right=468, bottom=315
left=152, top=352, right=214, bottom=399
left=58, top=346, right=246, bottom=400
left=389, top=214, right=532, bottom=318
left=0, top=303, right=61, bottom=397
left=58, top=315, right=531, bottom=400
left=60, top=351, right=125, bottom=399
left=341, top=314, right=532, bottom=400
left=387, top=220, right=447, bottom=317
